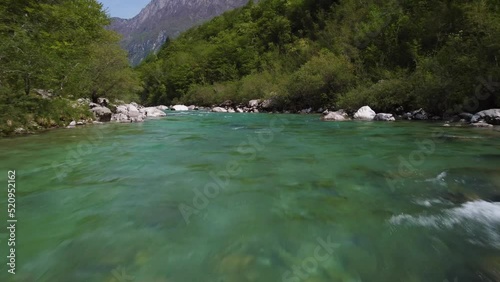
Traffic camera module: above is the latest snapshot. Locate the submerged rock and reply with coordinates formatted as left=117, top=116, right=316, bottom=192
left=470, top=121, right=494, bottom=128
left=212, top=107, right=228, bottom=113
left=480, top=256, right=500, bottom=281
left=353, top=106, right=376, bottom=120
left=322, top=110, right=349, bottom=121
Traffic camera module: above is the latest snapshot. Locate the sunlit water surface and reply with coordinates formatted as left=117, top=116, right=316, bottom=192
left=1, top=112, right=500, bottom=282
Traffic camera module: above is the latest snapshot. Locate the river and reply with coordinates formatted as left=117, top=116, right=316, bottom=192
left=1, top=111, right=499, bottom=281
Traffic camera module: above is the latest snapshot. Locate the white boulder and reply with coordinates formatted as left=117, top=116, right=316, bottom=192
left=172, top=105, right=189, bottom=111
left=142, top=107, right=166, bottom=117
left=354, top=106, right=376, bottom=120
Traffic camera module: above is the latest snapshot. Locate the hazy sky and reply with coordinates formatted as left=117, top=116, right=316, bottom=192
left=98, top=0, right=151, bottom=19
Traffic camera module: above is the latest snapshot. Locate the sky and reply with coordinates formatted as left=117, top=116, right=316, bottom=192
left=98, top=0, right=151, bottom=19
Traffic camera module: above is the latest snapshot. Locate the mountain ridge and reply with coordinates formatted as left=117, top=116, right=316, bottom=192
left=108, top=0, right=250, bottom=65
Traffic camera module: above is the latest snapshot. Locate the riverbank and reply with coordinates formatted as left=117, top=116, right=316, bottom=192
left=3, top=95, right=499, bottom=138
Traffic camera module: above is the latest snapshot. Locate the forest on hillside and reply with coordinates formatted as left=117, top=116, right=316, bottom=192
left=138, top=0, right=500, bottom=115
left=0, top=0, right=139, bottom=135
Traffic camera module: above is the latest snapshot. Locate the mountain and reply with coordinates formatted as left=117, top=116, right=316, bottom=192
left=108, top=0, right=250, bottom=65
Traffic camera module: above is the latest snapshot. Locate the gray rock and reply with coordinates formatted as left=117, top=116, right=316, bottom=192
left=77, top=98, right=91, bottom=105
left=374, top=113, right=395, bottom=121
left=412, top=108, right=428, bottom=120
left=471, top=109, right=500, bottom=125
left=321, top=110, right=348, bottom=121
left=130, top=115, right=144, bottom=123
left=220, top=100, right=234, bottom=107
left=236, top=108, right=244, bottom=113
left=14, top=127, right=25, bottom=134
left=116, top=105, right=128, bottom=114
left=127, top=104, right=140, bottom=118
left=187, top=105, right=198, bottom=111
left=156, top=105, right=169, bottom=110
left=130, top=102, right=142, bottom=109
left=261, top=99, right=273, bottom=110
left=402, top=112, right=412, bottom=120
left=97, top=97, right=109, bottom=107
left=300, top=108, right=312, bottom=114
left=395, top=106, right=405, bottom=115
left=142, top=107, right=166, bottom=117
left=67, top=121, right=76, bottom=128
left=211, top=107, right=228, bottom=113
left=354, top=106, right=376, bottom=120
left=111, top=113, right=130, bottom=123
left=248, top=99, right=261, bottom=108
left=91, top=106, right=112, bottom=122
left=89, top=102, right=100, bottom=109
left=227, top=108, right=236, bottom=113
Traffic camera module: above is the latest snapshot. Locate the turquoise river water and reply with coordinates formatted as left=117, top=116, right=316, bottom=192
left=0, top=111, right=500, bottom=282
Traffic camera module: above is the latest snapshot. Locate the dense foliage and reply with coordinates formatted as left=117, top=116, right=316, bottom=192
left=0, top=0, right=140, bottom=135
left=138, top=0, right=500, bottom=114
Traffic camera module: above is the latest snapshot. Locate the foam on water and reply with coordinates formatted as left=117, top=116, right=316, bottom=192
left=423, top=171, right=448, bottom=186
left=414, top=198, right=447, bottom=207
left=390, top=201, right=500, bottom=248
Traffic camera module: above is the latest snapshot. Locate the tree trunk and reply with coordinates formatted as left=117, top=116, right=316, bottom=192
left=91, top=89, right=98, bottom=103
left=24, top=74, right=31, bottom=95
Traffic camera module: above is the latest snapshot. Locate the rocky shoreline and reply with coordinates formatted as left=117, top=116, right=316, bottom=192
left=202, top=99, right=500, bottom=128
left=63, top=98, right=168, bottom=128
left=320, top=106, right=500, bottom=127
left=9, top=98, right=500, bottom=135
left=72, top=98, right=500, bottom=129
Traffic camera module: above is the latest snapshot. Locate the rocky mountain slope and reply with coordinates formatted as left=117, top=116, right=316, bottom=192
left=108, top=0, right=250, bottom=65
